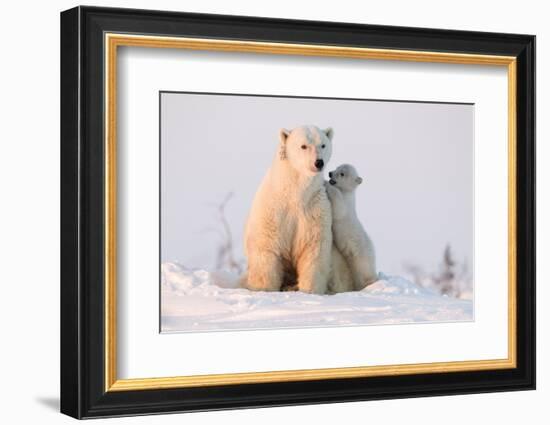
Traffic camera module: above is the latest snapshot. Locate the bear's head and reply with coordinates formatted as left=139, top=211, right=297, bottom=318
left=328, top=164, right=363, bottom=192
left=279, top=125, right=333, bottom=176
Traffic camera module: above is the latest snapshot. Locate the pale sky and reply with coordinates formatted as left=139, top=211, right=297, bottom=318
left=160, top=92, right=473, bottom=277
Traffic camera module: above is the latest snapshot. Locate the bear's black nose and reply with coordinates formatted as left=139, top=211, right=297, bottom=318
left=329, top=171, right=333, bottom=178
left=315, top=159, right=324, bottom=170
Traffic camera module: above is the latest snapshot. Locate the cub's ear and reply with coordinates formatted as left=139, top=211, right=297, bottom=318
left=323, top=127, right=334, bottom=141
left=279, top=128, right=290, bottom=160
left=355, top=176, right=363, bottom=185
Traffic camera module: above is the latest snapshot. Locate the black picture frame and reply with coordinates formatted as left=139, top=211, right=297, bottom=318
left=61, top=5, right=535, bottom=419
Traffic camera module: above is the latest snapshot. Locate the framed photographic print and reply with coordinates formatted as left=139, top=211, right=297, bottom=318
left=60, top=6, right=536, bottom=419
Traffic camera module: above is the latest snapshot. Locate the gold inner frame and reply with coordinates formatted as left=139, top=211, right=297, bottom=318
left=104, top=33, right=517, bottom=392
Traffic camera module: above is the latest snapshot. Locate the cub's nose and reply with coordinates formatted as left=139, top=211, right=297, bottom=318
left=314, top=159, right=324, bottom=170
left=329, top=171, right=333, bottom=178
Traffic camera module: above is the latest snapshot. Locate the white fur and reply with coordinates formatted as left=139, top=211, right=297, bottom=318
left=327, top=244, right=355, bottom=293
left=243, top=125, right=335, bottom=294
left=326, top=164, right=377, bottom=290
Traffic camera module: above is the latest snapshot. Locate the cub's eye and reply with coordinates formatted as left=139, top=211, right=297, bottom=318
left=301, top=145, right=307, bottom=150
left=321, top=144, right=326, bottom=149
left=340, top=173, right=345, bottom=177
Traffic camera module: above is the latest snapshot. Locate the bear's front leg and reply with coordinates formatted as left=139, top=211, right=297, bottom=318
left=246, top=251, right=284, bottom=292
left=325, top=183, right=347, bottom=220
left=296, top=241, right=331, bottom=294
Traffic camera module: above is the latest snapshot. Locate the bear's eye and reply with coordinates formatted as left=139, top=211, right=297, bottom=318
left=301, top=145, right=307, bottom=150
left=340, top=173, right=345, bottom=177
left=321, top=144, right=326, bottom=149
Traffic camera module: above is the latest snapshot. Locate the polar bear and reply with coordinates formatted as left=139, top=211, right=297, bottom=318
left=326, top=164, right=377, bottom=290
left=280, top=245, right=354, bottom=294
left=243, top=125, right=334, bottom=294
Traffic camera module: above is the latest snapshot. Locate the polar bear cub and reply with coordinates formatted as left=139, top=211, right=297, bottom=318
left=326, top=164, right=377, bottom=290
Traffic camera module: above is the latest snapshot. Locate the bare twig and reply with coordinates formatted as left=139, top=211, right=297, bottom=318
left=213, top=192, right=243, bottom=274
left=403, top=244, right=472, bottom=298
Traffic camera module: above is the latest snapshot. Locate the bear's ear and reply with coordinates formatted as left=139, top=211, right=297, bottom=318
left=323, top=127, right=334, bottom=141
left=355, top=176, right=363, bottom=185
left=279, top=128, right=290, bottom=160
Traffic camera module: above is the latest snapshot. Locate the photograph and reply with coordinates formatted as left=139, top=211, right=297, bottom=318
left=160, top=92, right=474, bottom=332
left=58, top=5, right=535, bottom=419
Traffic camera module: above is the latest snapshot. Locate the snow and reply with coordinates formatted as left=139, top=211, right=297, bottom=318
left=161, top=262, right=473, bottom=333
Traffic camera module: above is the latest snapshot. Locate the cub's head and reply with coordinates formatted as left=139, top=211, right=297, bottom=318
left=328, top=164, right=363, bottom=193
left=279, top=125, right=333, bottom=176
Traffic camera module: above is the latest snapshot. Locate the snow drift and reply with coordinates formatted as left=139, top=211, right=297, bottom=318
left=161, top=262, right=473, bottom=333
